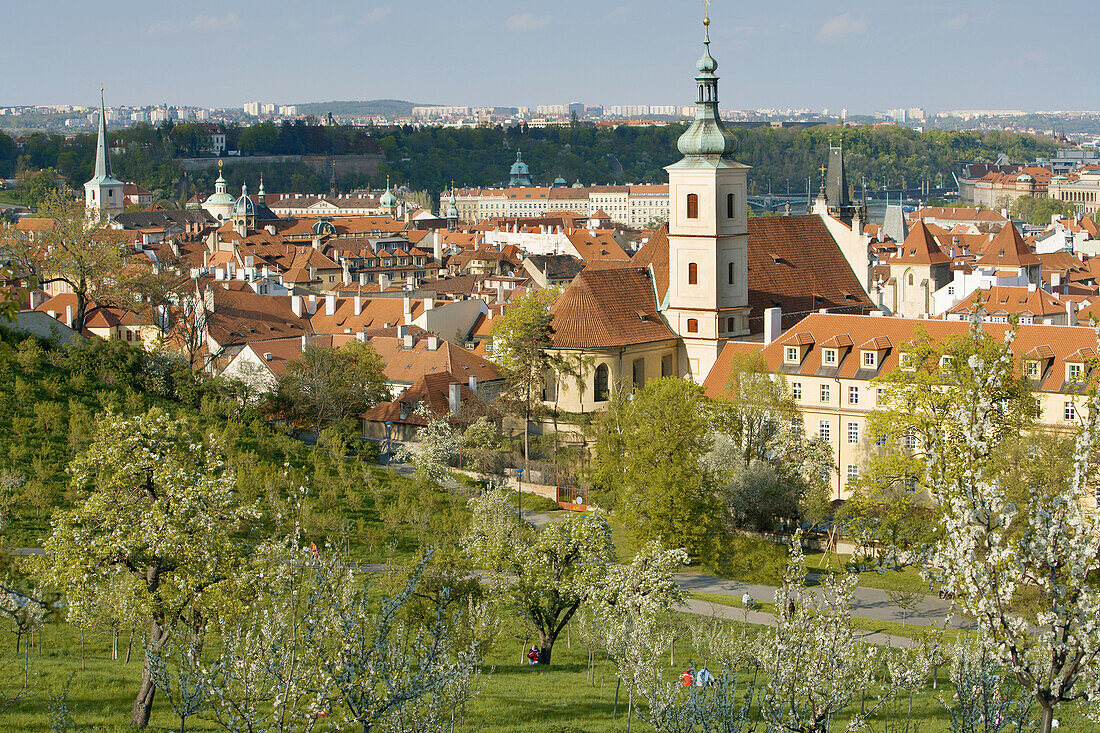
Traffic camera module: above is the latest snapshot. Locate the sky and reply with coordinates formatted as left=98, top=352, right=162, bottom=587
left=6, top=0, right=1098, bottom=114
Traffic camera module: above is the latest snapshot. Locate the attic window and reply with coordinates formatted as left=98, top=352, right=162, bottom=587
left=862, top=351, right=876, bottom=368
left=1025, top=360, right=1039, bottom=379
left=785, top=346, right=799, bottom=364
left=823, top=349, right=837, bottom=365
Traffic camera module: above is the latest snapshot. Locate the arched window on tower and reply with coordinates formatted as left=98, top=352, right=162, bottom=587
left=686, top=193, right=699, bottom=219
left=594, top=364, right=610, bottom=402
left=687, top=318, right=699, bottom=333
left=727, top=193, right=735, bottom=218
left=688, top=262, right=698, bottom=285
left=908, top=273, right=914, bottom=286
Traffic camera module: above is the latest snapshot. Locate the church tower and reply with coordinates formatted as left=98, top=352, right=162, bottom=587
left=664, top=7, right=750, bottom=381
left=84, top=90, right=124, bottom=221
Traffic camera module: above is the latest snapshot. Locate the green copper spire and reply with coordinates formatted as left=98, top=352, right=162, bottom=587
left=675, top=3, right=736, bottom=162
left=89, top=89, right=122, bottom=185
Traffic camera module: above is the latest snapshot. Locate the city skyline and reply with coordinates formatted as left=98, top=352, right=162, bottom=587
left=6, top=0, right=1098, bottom=113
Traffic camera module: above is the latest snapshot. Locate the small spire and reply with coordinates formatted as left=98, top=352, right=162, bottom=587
left=703, top=0, right=711, bottom=43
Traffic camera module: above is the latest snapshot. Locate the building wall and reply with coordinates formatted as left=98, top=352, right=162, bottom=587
left=546, top=341, right=680, bottom=413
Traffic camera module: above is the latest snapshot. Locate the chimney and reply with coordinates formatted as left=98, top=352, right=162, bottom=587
left=301, top=335, right=308, bottom=348
left=1052, top=272, right=1062, bottom=288
left=291, top=295, right=303, bottom=318
left=468, top=375, right=478, bottom=392
left=29, top=291, right=44, bottom=310
left=1027, top=283, right=1037, bottom=293
left=1067, top=299, right=1078, bottom=326
left=403, top=331, right=414, bottom=349
left=307, top=294, right=317, bottom=315
left=312, top=237, right=321, bottom=251
left=424, top=298, right=434, bottom=312
left=326, top=294, right=336, bottom=316
left=64, top=304, right=73, bottom=327
left=215, top=267, right=225, bottom=281
left=448, top=382, right=462, bottom=416
left=397, top=324, right=408, bottom=338
left=263, top=352, right=273, bottom=361
left=427, top=335, right=439, bottom=350
left=764, top=307, right=782, bottom=344
left=379, top=273, right=391, bottom=291
left=356, top=331, right=367, bottom=343
left=203, top=288, right=214, bottom=314
left=433, top=229, right=443, bottom=261
left=354, top=295, right=363, bottom=316
left=403, top=295, right=412, bottom=322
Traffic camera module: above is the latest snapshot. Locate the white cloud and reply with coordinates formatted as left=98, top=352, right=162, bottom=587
left=816, top=12, right=867, bottom=42
left=146, top=20, right=178, bottom=35
left=946, top=13, right=968, bottom=29
left=605, top=5, right=632, bottom=22
left=506, top=13, right=551, bottom=32
left=362, top=6, right=392, bottom=24
left=190, top=12, right=240, bottom=31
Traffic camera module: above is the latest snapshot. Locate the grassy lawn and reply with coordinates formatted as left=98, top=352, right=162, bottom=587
left=806, top=550, right=935, bottom=595
left=2, top=613, right=1088, bottom=732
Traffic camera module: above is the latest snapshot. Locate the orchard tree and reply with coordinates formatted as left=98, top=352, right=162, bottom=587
left=463, top=487, right=614, bottom=664
left=40, top=408, right=257, bottom=728
left=925, top=329, right=1100, bottom=733
left=395, top=405, right=459, bottom=487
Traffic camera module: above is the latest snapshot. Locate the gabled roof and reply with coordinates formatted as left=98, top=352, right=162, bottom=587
left=975, top=224, right=1041, bottom=268
left=947, top=286, right=1065, bottom=318
left=550, top=268, right=676, bottom=349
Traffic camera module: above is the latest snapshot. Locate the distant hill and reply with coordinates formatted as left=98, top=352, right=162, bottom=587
left=295, top=99, right=423, bottom=117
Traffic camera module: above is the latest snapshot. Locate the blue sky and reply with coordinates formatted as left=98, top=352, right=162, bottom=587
left=7, top=0, right=1098, bottom=113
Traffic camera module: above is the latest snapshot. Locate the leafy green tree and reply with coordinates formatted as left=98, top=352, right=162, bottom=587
left=488, top=289, right=561, bottom=462
left=21, top=168, right=62, bottom=208
left=275, top=340, right=389, bottom=434
left=39, top=408, right=257, bottom=728
left=593, top=377, right=722, bottom=558
left=1009, top=195, right=1076, bottom=225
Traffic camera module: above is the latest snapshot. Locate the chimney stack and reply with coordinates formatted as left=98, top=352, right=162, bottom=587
left=307, top=294, right=317, bottom=315
left=1067, top=299, right=1078, bottom=326
left=764, top=307, right=782, bottom=345
left=427, top=335, right=439, bottom=350
left=448, top=382, right=462, bottom=416
left=379, top=273, right=391, bottom=291
left=404, top=331, right=414, bottom=349
left=433, top=229, right=443, bottom=261
left=354, top=295, right=363, bottom=316
left=326, top=294, right=336, bottom=316
left=29, top=291, right=44, bottom=310
left=292, top=295, right=303, bottom=318
left=468, top=375, right=478, bottom=393
left=403, top=295, right=412, bottom=322
left=64, top=304, right=73, bottom=327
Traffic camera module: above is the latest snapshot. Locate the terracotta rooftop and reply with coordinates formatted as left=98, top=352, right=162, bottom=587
left=974, top=224, right=1041, bottom=268
left=550, top=268, right=676, bottom=349
left=894, top=221, right=952, bottom=265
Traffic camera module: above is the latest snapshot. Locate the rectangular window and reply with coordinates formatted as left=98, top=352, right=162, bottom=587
left=824, top=349, right=837, bottom=365
left=818, top=420, right=831, bottom=442
left=661, top=354, right=674, bottom=378
left=792, top=382, right=802, bottom=400
left=820, top=384, right=830, bottom=403
left=863, top=351, right=876, bottom=367
left=847, top=422, right=859, bottom=444
left=848, top=385, right=859, bottom=405
left=1065, top=401, right=1077, bottom=421
left=785, top=346, right=799, bottom=363
left=847, top=465, right=860, bottom=482
left=688, top=262, right=698, bottom=285
left=1025, top=361, right=1039, bottom=378
left=726, top=193, right=735, bottom=218
left=1069, top=363, right=1083, bottom=380
left=728, top=261, right=735, bottom=285
left=875, top=435, right=887, bottom=448
left=904, top=429, right=918, bottom=451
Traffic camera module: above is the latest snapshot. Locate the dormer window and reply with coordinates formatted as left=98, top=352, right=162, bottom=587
left=1068, top=362, right=1083, bottom=381
left=900, top=352, right=916, bottom=371
left=824, top=349, right=837, bottom=365
left=1025, top=360, right=1039, bottom=379
left=862, top=351, right=876, bottom=368
left=785, top=346, right=799, bottom=364
left=940, top=355, right=955, bottom=369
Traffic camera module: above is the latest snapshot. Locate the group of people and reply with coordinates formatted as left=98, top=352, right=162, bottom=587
left=680, top=665, right=716, bottom=687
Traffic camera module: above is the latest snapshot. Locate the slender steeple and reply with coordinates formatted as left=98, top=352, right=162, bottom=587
left=93, top=89, right=113, bottom=182
left=676, top=2, right=736, bottom=161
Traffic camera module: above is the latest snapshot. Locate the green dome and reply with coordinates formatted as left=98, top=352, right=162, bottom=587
left=510, top=150, right=530, bottom=176
left=379, top=187, right=397, bottom=207
left=232, top=183, right=256, bottom=217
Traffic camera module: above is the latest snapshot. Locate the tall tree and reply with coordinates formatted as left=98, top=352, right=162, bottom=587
left=488, top=289, right=560, bottom=463
left=5, top=188, right=126, bottom=333
left=276, top=340, right=389, bottom=434
left=593, top=377, right=722, bottom=558
left=39, top=408, right=256, bottom=728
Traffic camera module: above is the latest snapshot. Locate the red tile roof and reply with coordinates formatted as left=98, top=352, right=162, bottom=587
left=550, top=268, right=676, bottom=349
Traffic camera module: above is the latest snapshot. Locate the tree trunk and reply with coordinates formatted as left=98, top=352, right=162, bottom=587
left=1038, top=703, right=1054, bottom=733
left=132, top=619, right=167, bottom=728
left=125, top=623, right=135, bottom=664
left=112, top=627, right=119, bottom=660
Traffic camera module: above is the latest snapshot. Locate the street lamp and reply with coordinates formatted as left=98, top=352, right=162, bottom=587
left=516, top=468, right=523, bottom=521
left=384, top=421, right=392, bottom=463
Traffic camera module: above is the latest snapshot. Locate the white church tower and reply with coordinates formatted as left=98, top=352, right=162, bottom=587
left=665, top=7, right=750, bottom=381
left=84, top=90, right=124, bottom=221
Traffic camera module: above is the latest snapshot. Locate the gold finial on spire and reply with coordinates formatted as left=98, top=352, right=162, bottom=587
left=819, top=164, right=827, bottom=178
left=703, top=0, right=711, bottom=41
left=218, top=159, right=223, bottom=171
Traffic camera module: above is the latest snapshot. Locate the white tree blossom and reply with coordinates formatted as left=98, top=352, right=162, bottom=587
left=925, top=329, right=1100, bottom=733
